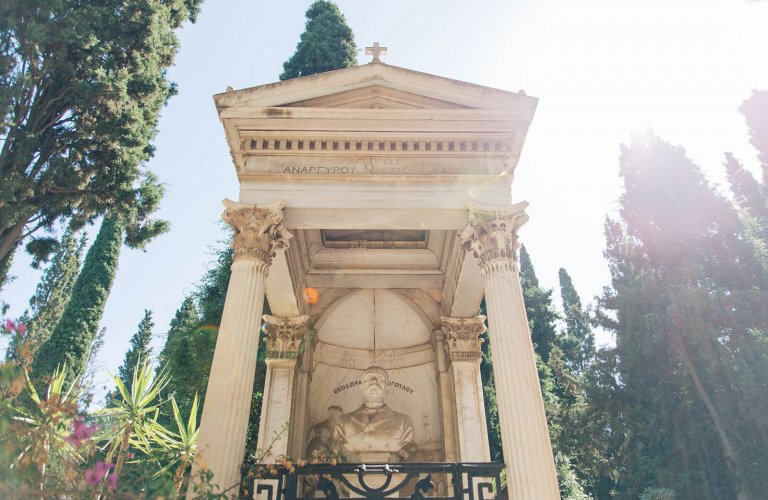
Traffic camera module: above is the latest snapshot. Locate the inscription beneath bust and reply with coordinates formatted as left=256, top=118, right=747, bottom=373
left=333, top=379, right=415, bottom=394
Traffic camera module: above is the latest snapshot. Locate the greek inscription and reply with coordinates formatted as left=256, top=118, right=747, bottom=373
left=282, top=166, right=357, bottom=175
left=332, top=379, right=415, bottom=394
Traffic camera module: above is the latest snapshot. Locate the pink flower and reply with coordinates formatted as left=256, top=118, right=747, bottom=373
left=64, top=417, right=99, bottom=446
left=107, top=472, right=118, bottom=490
left=1, top=319, right=26, bottom=336
left=3, top=318, right=16, bottom=333
left=84, top=461, right=114, bottom=487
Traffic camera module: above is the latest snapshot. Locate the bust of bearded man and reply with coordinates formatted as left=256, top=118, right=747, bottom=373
left=333, top=366, right=416, bottom=463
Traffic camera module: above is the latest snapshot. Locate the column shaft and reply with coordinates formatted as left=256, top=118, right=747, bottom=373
left=441, top=316, right=491, bottom=462
left=189, top=200, right=291, bottom=497
left=461, top=202, right=560, bottom=499
left=485, top=266, right=559, bottom=498
left=257, top=314, right=309, bottom=461
left=257, top=359, right=297, bottom=461
left=192, top=259, right=267, bottom=491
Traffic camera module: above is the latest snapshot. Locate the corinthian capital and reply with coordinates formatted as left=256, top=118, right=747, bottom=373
left=262, top=314, right=310, bottom=359
left=222, top=199, right=292, bottom=267
left=441, top=316, right=486, bottom=361
left=459, top=201, right=529, bottom=272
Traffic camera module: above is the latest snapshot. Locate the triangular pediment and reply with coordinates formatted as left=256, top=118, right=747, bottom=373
left=214, top=62, right=536, bottom=112
left=282, top=85, right=471, bottom=109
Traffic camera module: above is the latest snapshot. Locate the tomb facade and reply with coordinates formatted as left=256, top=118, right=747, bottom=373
left=189, top=55, right=560, bottom=499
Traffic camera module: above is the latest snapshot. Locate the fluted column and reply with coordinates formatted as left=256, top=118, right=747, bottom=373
left=189, top=200, right=291, bottom=496
left=441, top=316, right=491, bottom=462
left=432, top=330, right=458, bottom=463
left=257, top=314, right=309, bottom=462
left=460, top=201, right=560, bottom=499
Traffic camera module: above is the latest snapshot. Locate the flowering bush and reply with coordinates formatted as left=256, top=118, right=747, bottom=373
left=0, top=312, right=227, bottom=498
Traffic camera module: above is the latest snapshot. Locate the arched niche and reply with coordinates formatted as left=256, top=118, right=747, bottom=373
left=306, top=289, right=442, bottom=460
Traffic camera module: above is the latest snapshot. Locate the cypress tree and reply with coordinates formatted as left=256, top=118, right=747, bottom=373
left=279, top=0, right=357, bottom=81
left=598, top=134, right=768, bottom=498
left=557, top=268, right=594, bottom=373
left=0, top=248, right=14, bottom=292
left=157, top=296, right=200, bottom=425
left=32, top=213, right=124, bottom=383
left=0, top=0, right=201, bottom=266
left=725, top=91, right=768, bottom=276
left=6, top=230, right=86, bottom=362
left=32, top=173, right=168, bottom=384
left=740, top=90, right=768, bottom=175
left=117, top=310, right=155, bottom=390
left=519, top=245, right=559, bottom=363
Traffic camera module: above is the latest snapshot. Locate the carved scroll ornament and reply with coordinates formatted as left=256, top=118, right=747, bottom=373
left=262, top=314, right=309, bottom=359
left=441, top=316, right=486, bottom=361
left=459, top=201, right=529, bottom=273
left=221, top=199, right=292, bottom=267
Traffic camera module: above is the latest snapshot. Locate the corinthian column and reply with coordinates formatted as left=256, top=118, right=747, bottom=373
left=460, top=201, right=560, bottom=499
left=257, top=314, right=309, bottom=462
left=441, top=316, right=491, bottom=462
left=189, top=199, right=291, bottom=496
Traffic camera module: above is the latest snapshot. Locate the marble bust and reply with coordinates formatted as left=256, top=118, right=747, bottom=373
left=333, top=366, right=416, bottom=462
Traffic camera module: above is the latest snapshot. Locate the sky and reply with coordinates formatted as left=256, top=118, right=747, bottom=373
left=2, top=0, right=768, bottom=398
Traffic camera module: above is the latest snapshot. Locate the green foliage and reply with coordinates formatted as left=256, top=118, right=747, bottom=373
left=519, top=245, right=559, bottom=363
left=725, top=91, right=768, bottom=276
left=640, top=487, right=677, bottom=500
left=0, top=0, right=200, bottom=267
left=32, top=214, right=124, bottom=385
left=158, top=296, right=202, bottom=425
left=117, top=310, right=156, bottom=395
left=6, top=229, right=85, bottom=362
left=557, top=268, right=594, bottom=373
left=0, top=316, right=222, bottom=497
left=0, top=248, right=14, bottom=292
left=101, top=359, right=171, bottom=492
left=280, top=0, right=357, bottom=80
left=594, top=134, right=768, bottom=498
left=32, top=172, right=168, bottom=385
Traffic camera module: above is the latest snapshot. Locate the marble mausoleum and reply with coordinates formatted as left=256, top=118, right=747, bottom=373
left=189, top=51, right=560, bottom=499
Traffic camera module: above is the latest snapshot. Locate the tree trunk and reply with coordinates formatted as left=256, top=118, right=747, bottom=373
left=0, top=216, right=28, bottom=267
left=174, top=458, right=190, bottom=495
left=672, top=333, right=747, bottom=500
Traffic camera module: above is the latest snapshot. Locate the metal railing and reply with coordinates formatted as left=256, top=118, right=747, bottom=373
left=240, top=462, right=506, bottom=499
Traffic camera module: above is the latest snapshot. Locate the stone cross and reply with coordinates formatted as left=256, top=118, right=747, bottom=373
left=365, top=42, right=388, bottom=62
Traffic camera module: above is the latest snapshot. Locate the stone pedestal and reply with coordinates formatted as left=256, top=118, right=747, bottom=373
left=188, top=200, right=291, bottom=496
left=441, top=316, right=491, bottom=462
left=257, top=314, right=309, bottom=461
left=461, top=202, right=560, bottom=499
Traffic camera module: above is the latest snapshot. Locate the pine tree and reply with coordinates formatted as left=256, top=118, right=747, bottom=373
left=117, top=310, right=155, bottom=390
left=279, top=0, right=357, bottom=81
left=597, top=134, right=768, bottom=498
left=6, top=230, right=86, bottom=362
left=557, top=268, right=594, bottom=373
